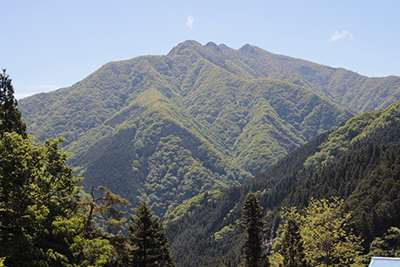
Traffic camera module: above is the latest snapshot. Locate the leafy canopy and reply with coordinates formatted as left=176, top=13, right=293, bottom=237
left=281, top=198, right=363, bottom=267
left=0, top=133, right=113, bottom=266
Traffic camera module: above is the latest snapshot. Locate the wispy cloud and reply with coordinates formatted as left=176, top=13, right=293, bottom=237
left=186, top=16, right=194, bottom=29
left=329, top=31, right=354, bottom=42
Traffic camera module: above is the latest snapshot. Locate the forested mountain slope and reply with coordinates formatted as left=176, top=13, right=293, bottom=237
left=231, top=43, right=400, bottom=113
left=166, top=100, right=400, bottom=267
left=19, top=41, right=354, bottom=169
left=18, top=41, right=359, bottom=214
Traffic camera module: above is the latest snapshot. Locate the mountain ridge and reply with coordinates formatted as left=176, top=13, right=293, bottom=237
left=18, top=40, right=399, bottom=217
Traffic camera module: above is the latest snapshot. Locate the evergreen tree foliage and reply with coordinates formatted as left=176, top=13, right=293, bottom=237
left=280, top=219, right=307, bottom=267
left=128, top=201, right=175, bottom=267
left=79, top=186, right=132, bottom=266
left=238, top=193, right=270, bottom=267
left=80, top=185, right=130, bottom=236
left=0, top=69, right=27, bottom=138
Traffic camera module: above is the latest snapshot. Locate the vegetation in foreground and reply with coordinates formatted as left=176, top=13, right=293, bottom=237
left=236, top=193, right=364, bottom=267
left=0, top=70, right=175, bottom=266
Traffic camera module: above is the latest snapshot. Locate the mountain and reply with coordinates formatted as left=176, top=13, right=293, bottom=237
left=165, top=99, right=400, bottom=267
left=227, top=43, right=400, bottom=114
left=18, top=40, right=400, bottom=216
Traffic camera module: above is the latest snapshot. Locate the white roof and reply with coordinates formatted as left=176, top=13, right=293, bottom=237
left=369, top=257, right=400, bottom=267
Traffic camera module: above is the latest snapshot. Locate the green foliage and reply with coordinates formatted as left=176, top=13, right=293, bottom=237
left=53, top=215, right=114, bottom=267
left=164, top=190, right=222, bottom=224
left=213, top=224, right=235, bottom=242
left=280, top=198, right=363, bottom=267
left=280, top=219, right=308, bottom=267
left=79, top=185, right=130, bottom=236
left=0, top=133, right=75, bottom=265
left=238, top=193, right=270, bottom=267
left=0, top=69, right=27, bottom=138
left=166, top=131, right=332, bottom=267
left=128, top=201, right=176, bottom=267
left=166, top=100, right=400, bottom=266
left=368, top=227, right=400, bottom=258
left=0, top=133, right=113, bottom=266
left=304, top=101, right=400, bottom=170
left=286, top=141, right=400, bottom=250
left=0, top=74, right=115, bottom=266
left=235, top=44, right=400, bottom=114
left=76, top=102, right=251, bottom=216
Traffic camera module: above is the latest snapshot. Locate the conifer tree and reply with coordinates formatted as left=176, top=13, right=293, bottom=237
left=128, top=201, right=175, bottom=267
left=80, top=186, right=131, bottom=266
left=280, top=219, right=308, bottom=267
left=238, top=192, right=270, bottom=267
left=0, top=69, right=27, bottom=138
left=80, top=185, right=130, bottom=237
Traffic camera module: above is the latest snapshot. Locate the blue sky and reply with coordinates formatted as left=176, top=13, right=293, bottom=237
left=2, top=0, right=400, bottom=99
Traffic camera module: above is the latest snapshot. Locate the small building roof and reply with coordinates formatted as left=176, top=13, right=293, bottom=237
left=369, top=257, right=400, bottom=267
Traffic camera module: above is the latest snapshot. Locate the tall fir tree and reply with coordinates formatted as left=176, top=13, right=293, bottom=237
left=280, top=219, right=308, bottom=267
left=238, top=192, right=270, bottom=267
left=0, top=69, right=27, bottom=138
left=128, top=201, right=175, bottom=267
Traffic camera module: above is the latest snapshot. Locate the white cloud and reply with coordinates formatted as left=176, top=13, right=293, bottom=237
left=329, top=31, right=354, bottom=42
left=186, top=16, right=194, bottom=29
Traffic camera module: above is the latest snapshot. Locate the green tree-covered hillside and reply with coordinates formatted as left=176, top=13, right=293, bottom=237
left=165, top=99, right=400, bottom=266
left=18, top=41, right=357, bottom=215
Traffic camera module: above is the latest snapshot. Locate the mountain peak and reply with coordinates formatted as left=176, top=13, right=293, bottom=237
left=167, top=40, right=203, bottom=56
left=239, top=43, right=260, bottom=55
left=168, top=40, right=232, bottom=57
left=218, top=43, right=231, bottom=51
left=204, top=42, right=220, bottom=52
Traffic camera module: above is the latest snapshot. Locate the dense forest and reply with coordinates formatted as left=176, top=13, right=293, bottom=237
left=4, top=40, right=400, bottom=266
left=18, top=41, right=400, bottom=216
left=165, top=99, right=400, bottom=266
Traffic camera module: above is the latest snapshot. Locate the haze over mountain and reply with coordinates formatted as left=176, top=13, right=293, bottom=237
left=18, top=40, right=400, bottom=216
